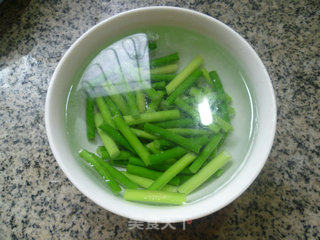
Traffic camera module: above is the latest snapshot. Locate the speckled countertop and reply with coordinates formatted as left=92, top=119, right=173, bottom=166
left=0, top=0, right=319, bottom=239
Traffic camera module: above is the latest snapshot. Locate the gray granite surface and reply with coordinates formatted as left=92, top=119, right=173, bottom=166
left=0, top=0, right=319, bottom=239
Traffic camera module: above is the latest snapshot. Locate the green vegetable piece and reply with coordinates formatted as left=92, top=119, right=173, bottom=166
left=201, top=68, right=216, bottom=90
left=131, top=128, right=158, bottom=140
left=148, top=41, right=157, bottom=51
left=99, top=123, right=135, bottom=152
left=129, top=157, right=146, bottom=167
left=164, top=69, right=202, bottom=105
left=145, top=87, right=158, bottom=100
left=217, top=131, right=229, bottom=151
left=148, top=146, right=187, bottom=166
left=113, top=115, right=150, bottom=165
left=97, top=146, right=133, bottom=160
left=189, top=133, right=222, bottom=173
left=166, top=55, right=203, bottom=94
left=95, top=97, right=115, bottom=128
left=79, top=149, right=121, bottom=194
left=213, top=115, right=233, bottom=132
left=154, top=118, right=196, bottom=128
left=124, top=189, right=186, bottom=205
left=109, top=160, right=128, bottom=168
left=148, top=163, right=176, bottom=172
left=174, top=98, right=221, bottom=133
left=146, top=141, right=161, bottom=154
left=213, top=168, right=224, bottom=178
left=109, top=94, right=130, bottom=116
left=123, top=172, right=177, bottom=192
left=146, top=136, right=207, bottom=156
left=180, top=167, right=194, bottom=175
left=104, top=96, right=121, bottom=116
left=163, top=158, right=177, bottom=165
left=210, top=148, right=218, bottom=159
left=209, top=71, right=224, bottom=91
left=151, top=81, right=166, bottom=90
left=125, top=92, right=139, bottom=115
left=189, top=87, right=203, bottom=98
left=150, top=53, right=179, bottom=69
left=150, top=163, right=193, bottom=175
left=150, top=74, right=176, bottom=82
left=180, top=175, right=192, bottom=184
left=193, top=135, right=211, bottom=146
left=207, top=122, right=221, bottom=133
left=151, top=139, right=175, bottom=149
left=150, top=64, right=178, bottom=74
left=136, top=90, right=146, bottom=113
left=124, top=110, right=180, bottom=125
left=147, top=90, right=165, bottom=111
left=148, top=153, right=197, bottom=190
left=93, top=155, right=138, bottom=189
left=178, top=151, right=231, bottom=194
left=94, top=113, right=120, bottom=159
left=174, top=97, right=198, bottom=119
left=126, top=164, right=180, bottom=186
left=209, top=71, right=230, bottom=121
left=144, top=123, right=201, bottom=153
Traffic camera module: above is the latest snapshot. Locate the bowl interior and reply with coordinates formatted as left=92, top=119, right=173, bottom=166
left=65, top=25, right=257, bottom=203
left=46, top=7, right=276, bottom=222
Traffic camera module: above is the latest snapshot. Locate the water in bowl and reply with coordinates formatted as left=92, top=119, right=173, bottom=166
left=65, top=25, right=257, bottom=203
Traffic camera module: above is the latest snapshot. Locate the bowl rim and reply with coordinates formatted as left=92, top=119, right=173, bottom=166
left=45, top=6, right=277, bottom=223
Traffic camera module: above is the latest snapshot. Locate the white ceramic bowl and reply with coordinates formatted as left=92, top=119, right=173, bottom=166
left=45, top=7, right=276, bottom=223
